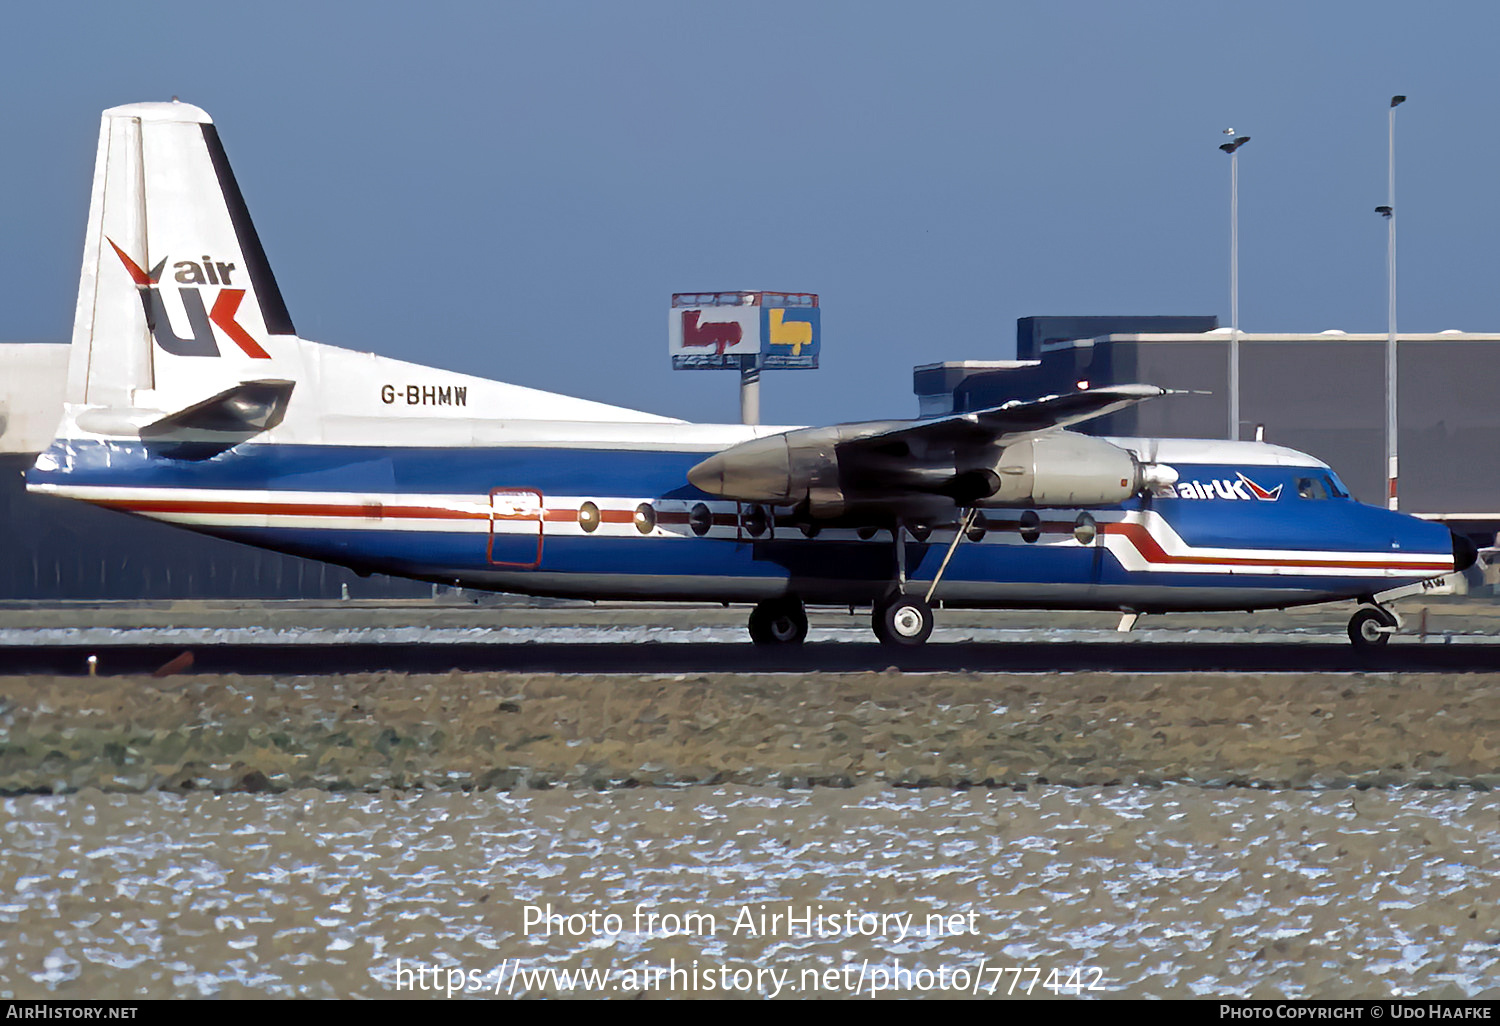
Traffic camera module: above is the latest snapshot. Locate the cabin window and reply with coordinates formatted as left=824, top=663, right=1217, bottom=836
left=965, top=512, right=989, bottom=542
left=689, top=503, right=712, bottom=536
left=1296, top=477, right=1328, bottom=500
left=1073, top=512, right=1097, bottom=545
left=742, top=504, right=770, bottom=538
left=634, top=503, right=657, bottom=534
left=1018, top=510, right=1041, bottom=544
left=578, top=501, right=601, bottom=533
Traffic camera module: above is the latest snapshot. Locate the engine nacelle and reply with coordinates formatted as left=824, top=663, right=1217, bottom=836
left=686, top=426, right=850, bottom=516
left=978, top=432, right=1143, bottom=507
left=687, top=426, right=1161, bottom=519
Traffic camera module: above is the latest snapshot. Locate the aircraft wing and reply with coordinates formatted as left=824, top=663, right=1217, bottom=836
left=847, top=384, right=1174, bottom=449
left=687, top=384, right=1179, bottom=517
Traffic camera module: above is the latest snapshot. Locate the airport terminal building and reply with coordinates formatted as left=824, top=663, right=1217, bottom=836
left=916, top=316, right=1500, bottom=543
left=4, top=316, right=1499, bottom=600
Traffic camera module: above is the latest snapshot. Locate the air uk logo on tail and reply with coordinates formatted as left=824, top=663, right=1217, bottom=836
left=107, top=238, right=270, bottom=359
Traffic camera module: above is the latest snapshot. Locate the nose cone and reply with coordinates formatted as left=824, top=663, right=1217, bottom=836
left=1452, top=530, right=1478, bottom=573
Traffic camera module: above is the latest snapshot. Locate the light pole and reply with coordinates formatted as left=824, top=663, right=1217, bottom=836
left=1220, top=130, right=1251, bottom=440
left=1376, top=95, right=1405, bottom=510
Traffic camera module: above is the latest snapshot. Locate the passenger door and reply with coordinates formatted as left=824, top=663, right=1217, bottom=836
left=487, top=488, right=544, bottom=568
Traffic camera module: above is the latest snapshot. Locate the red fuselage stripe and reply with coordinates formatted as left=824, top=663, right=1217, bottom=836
left=1101, top=522, right=1449, bottom=572
left=90, top=496, right=1452, bottom=571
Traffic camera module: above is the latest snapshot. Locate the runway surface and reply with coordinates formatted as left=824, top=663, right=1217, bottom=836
left=8, top=637, right=1500, bottom=675
left=4, top=596, right=1500, bottom=674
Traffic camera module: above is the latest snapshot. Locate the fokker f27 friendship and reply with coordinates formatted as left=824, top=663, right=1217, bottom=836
left=26, top=102, right=1477, bottom=647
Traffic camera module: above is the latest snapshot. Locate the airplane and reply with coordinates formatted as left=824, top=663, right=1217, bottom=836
left=23, top=101, right=1478, bottom=649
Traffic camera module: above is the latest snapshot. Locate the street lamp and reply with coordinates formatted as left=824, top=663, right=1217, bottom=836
left=1376, top=95, right=1405, bottom=510
left=1220, top=130, right=1251, bottom=441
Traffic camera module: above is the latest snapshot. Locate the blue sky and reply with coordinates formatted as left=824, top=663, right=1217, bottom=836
left=3, top=1, right=1499, bottom=424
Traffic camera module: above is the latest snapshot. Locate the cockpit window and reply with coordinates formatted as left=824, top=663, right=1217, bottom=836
left=1296, top=477, right=1328, bottom=500
left=1324, top=474, right=1350, bottom=499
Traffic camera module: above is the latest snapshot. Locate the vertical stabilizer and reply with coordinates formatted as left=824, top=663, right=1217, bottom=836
left=66, top=101, right=296, bottom=414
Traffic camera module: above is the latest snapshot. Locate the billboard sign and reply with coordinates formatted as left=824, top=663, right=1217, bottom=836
left=670, top=292, right=819, bottom=370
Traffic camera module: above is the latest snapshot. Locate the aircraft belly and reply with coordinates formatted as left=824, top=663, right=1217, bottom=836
left=153, top=523, right=1421, bottom=611
left=468, top=573, right=1338, bottom=611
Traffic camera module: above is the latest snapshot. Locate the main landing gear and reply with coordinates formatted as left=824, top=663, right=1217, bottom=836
left=748, top=596, right=809, bottom=646
left=745, top=592, right=942, bottom=647
left=872, top=594, right=934, bottom=646
left=745, top=511, right=976, bottom=648
left=868, top=510, right=978, bottom=647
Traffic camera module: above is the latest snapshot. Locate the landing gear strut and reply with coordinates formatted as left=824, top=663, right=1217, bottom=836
left=868, top=512, right=968, bottom=647
left=748, top=596, right=808, bottom=645
left=866, top=510, right=980, bottom=647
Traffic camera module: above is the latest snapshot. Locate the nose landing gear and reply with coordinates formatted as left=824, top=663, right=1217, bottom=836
left=1348, top=605, right=1398, bottom=648
left=1347, top=573, right=1458, bottom=648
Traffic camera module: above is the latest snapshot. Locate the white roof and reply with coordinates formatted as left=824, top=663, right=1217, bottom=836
left=913, top=360, right=1041, bottom=372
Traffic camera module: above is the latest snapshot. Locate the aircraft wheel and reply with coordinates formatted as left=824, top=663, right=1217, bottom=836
left=1348, top=606, right=1395, bottom=648
left=748, top=597, right=809, bottom=646
left=873, top=596, right=934, bottom=647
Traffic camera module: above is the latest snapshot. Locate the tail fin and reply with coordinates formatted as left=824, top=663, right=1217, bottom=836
left=67, top=101, right=297, bottom=413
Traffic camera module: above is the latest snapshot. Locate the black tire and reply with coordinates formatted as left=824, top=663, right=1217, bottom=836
left=748, top=598, right=808, bottom=646
left=1348, top=606, right=1395, bottom=648
left=872, top=595, right=934, bottom=647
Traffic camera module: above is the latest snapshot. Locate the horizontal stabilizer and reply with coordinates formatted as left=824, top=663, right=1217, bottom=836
left=139, top=379, right=295, bottom=436
left=126, top=379, right=296, bottom=460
